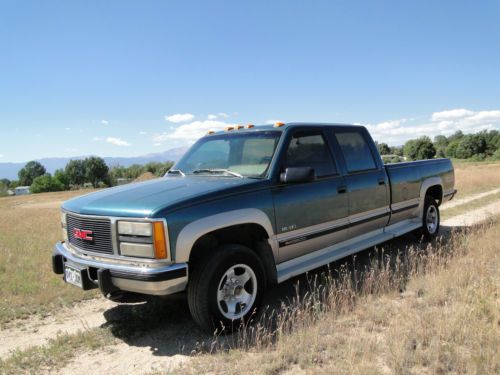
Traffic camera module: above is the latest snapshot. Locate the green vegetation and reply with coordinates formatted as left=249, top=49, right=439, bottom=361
left=403, top=136, right=436, bottom=160
left=17, top=161, right=46, bottom=186
left=4, top=158, right=175, bottom=195
left=379, top=130, right=500, bottom=163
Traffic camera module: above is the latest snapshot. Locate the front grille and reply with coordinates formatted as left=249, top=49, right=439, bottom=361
left=67, top=214, right=113, bottom=254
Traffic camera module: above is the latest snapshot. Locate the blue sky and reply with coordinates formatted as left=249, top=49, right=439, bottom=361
left=1, top=0, right=499, bottom=162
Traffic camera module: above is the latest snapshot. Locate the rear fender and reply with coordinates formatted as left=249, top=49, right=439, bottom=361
left=418, top=177, right=443, bottom=219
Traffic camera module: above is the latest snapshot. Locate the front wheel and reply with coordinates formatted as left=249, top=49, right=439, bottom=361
left=187, top=244, right=266, bottom=333
left=419, top=196, right=440, bottom=241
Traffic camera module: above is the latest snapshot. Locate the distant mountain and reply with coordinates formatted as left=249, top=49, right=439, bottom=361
left=0, top=146, right=189, bottom=180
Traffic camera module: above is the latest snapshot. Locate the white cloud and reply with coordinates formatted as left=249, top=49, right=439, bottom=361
left=101, top=120, right=109, bottom=125
left=65, top=127, right=71, bottom=131
left=92, top=136, right=103, bottom=141
left=139, top=131, right=147, bottom=135
left=365, top=108, right=500, bottom=145
left=153, top=120, right=232, bottom=145
left=207, top=114, right=218, bottom=120
left=165, top=113, right=195, bottom=123
left=218, top=112, right=230, bottom=118
left=0, top=154, right=4, bottom=158
left=106, top=137, right=131, bottom=146
left=431, top=109, right=474, bottom=122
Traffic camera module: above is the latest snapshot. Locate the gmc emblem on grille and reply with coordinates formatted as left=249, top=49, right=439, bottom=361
left=73, top=228, right=93, bottom=241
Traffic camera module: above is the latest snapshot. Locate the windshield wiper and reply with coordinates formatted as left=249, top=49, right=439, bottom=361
left=167, top=169, right=185, bottom=177
left=192, top=168, right=243, bottom=178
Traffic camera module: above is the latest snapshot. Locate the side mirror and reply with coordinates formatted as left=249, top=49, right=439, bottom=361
left=280, top=167, right=316, bottom=184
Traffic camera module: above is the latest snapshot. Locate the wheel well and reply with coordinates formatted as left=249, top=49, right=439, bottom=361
left=188, top=223, right=277, bottom=285
left=426, top=185, right=443, bottom=205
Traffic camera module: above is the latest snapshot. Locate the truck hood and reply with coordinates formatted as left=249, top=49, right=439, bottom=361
left=62, top=176, right=261, bottom=217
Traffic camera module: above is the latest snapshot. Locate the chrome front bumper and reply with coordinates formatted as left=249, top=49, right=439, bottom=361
left=52, top=241, right=188, bottom=296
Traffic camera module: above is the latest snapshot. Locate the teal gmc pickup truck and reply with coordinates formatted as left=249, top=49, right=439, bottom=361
left=52, top=123, right=456, bottom=331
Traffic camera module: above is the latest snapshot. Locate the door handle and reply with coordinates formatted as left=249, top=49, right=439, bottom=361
left=378, top=178, right=386, bottom=186
left=337, top=185, right=347, bottom=194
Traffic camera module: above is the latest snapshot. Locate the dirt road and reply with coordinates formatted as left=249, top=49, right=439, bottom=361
left=2, top=192, right=500, bottom=374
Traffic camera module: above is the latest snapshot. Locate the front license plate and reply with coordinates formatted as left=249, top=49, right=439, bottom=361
left=64, top=265, right=83, bottom=288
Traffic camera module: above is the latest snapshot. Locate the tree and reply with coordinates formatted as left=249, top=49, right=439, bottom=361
left=445, top=141, right=459, bottom=158
left=84, top=156, right=109, bottom=187
left=377, top=142, right=391, bottom=155
left=0, top=178, right=10, bottom=188
left=65, top=159, right=86, bottom=186
left=433, top=135, right=449, bottom=158
left=30, top=174, right=64, bottom=193
left=403, top=136, right=436, bottom=160
left=390, top=146, right=403, bottom=157
left=455, top=134, right=487, bottom=159
left=18, top=161, right=46, bottom=186
left=53, top=169, right=69, bottom=190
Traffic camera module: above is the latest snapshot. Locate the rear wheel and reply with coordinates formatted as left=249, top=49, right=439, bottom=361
left=419, top=196, right=440, bottom=241
left=188, top=244, right=265, bottom=333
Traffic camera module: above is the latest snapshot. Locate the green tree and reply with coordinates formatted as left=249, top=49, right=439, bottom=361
left=433, top=135, right=448, bottom=158
left=30, top=174, right=65, bottom=193
left=445, top=141, right=459, bottom=158
left=18, top=161, right=46, bottom=186
left=84, top=156, right=109, bottom=187
left=377, top=142, right=391, bottom=155
left=53, top=169, right=69, bottom=190
left=455, top=134, right=487, bottom=159
left=0, top=178, right=10, bottom=188
left=156, top=161, right=174, bottom=176
left=390, top=146, right=403, bottom=157
left=403, top=136, right=436, bottom=160
left=65, top=159, right=86, bottom=186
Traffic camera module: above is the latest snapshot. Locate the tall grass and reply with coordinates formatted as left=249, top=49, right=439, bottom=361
left=186, top=220, right=499, bottom=374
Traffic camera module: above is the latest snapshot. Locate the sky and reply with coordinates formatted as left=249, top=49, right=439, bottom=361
left=1, top=0, right=499, bottom=162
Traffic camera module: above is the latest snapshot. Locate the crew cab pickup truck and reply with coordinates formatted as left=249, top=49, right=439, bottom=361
left=52, top=123, right=456, bottom=331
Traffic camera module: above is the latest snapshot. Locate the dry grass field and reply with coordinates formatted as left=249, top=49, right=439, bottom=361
left=182, top=219, right=500, bottom=375
left=0, top=190, right=99, bottom=325
left=453, top=161, right=500, bottom=196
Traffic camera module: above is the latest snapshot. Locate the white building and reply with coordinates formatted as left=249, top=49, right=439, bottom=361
left=14, top=186, right=31, bottom=195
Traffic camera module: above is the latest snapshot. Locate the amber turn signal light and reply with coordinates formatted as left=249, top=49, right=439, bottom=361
left=153, top=221, right=168, bottom=259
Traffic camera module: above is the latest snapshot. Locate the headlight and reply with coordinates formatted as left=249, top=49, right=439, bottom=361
left=117, top=221, right=152, bottom=236
left=117, top=221, right=168, bottom=259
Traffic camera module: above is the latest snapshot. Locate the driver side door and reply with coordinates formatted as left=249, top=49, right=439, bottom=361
left=272, top=128, right=349, bottom=263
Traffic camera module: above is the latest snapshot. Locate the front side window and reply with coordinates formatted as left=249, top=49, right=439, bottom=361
left=334, top=131, right=377, bottom=172
left=173, top=131, right=281, bottom=178
left=284, top=131, right=336, bottom=177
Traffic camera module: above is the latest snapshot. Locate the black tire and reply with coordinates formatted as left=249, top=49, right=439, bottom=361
left=419, top=196, right=440, bottom=241
left=187, top=244, right=266, bottom=333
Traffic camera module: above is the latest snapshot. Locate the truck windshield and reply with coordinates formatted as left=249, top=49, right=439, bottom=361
left=172, top=131, right=282, bottom=178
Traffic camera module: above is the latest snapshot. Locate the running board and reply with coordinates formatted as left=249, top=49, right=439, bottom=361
left=276, top=220, right=421, bottom=283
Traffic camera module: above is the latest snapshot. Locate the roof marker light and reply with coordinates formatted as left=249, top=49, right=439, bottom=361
left=207, top=130, right=215, bottom=135
left=246, top=124, right=254, bottom=128
left=274, top=122, right=285, bottom=127
left=235, top=124, right=244, bottom=129
left=225, top=126, right=234, bottom=131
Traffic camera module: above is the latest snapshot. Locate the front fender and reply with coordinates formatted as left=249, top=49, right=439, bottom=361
left=174, top=208, right=277, bottom=263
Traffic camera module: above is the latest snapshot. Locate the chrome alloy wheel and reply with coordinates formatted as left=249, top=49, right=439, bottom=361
left=216, top=264, right=257, bottom=320
left=426, top=205, right=438, bottom=234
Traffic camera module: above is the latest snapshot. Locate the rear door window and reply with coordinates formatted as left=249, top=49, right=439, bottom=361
left=334, top=131, right=377, bottom=173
